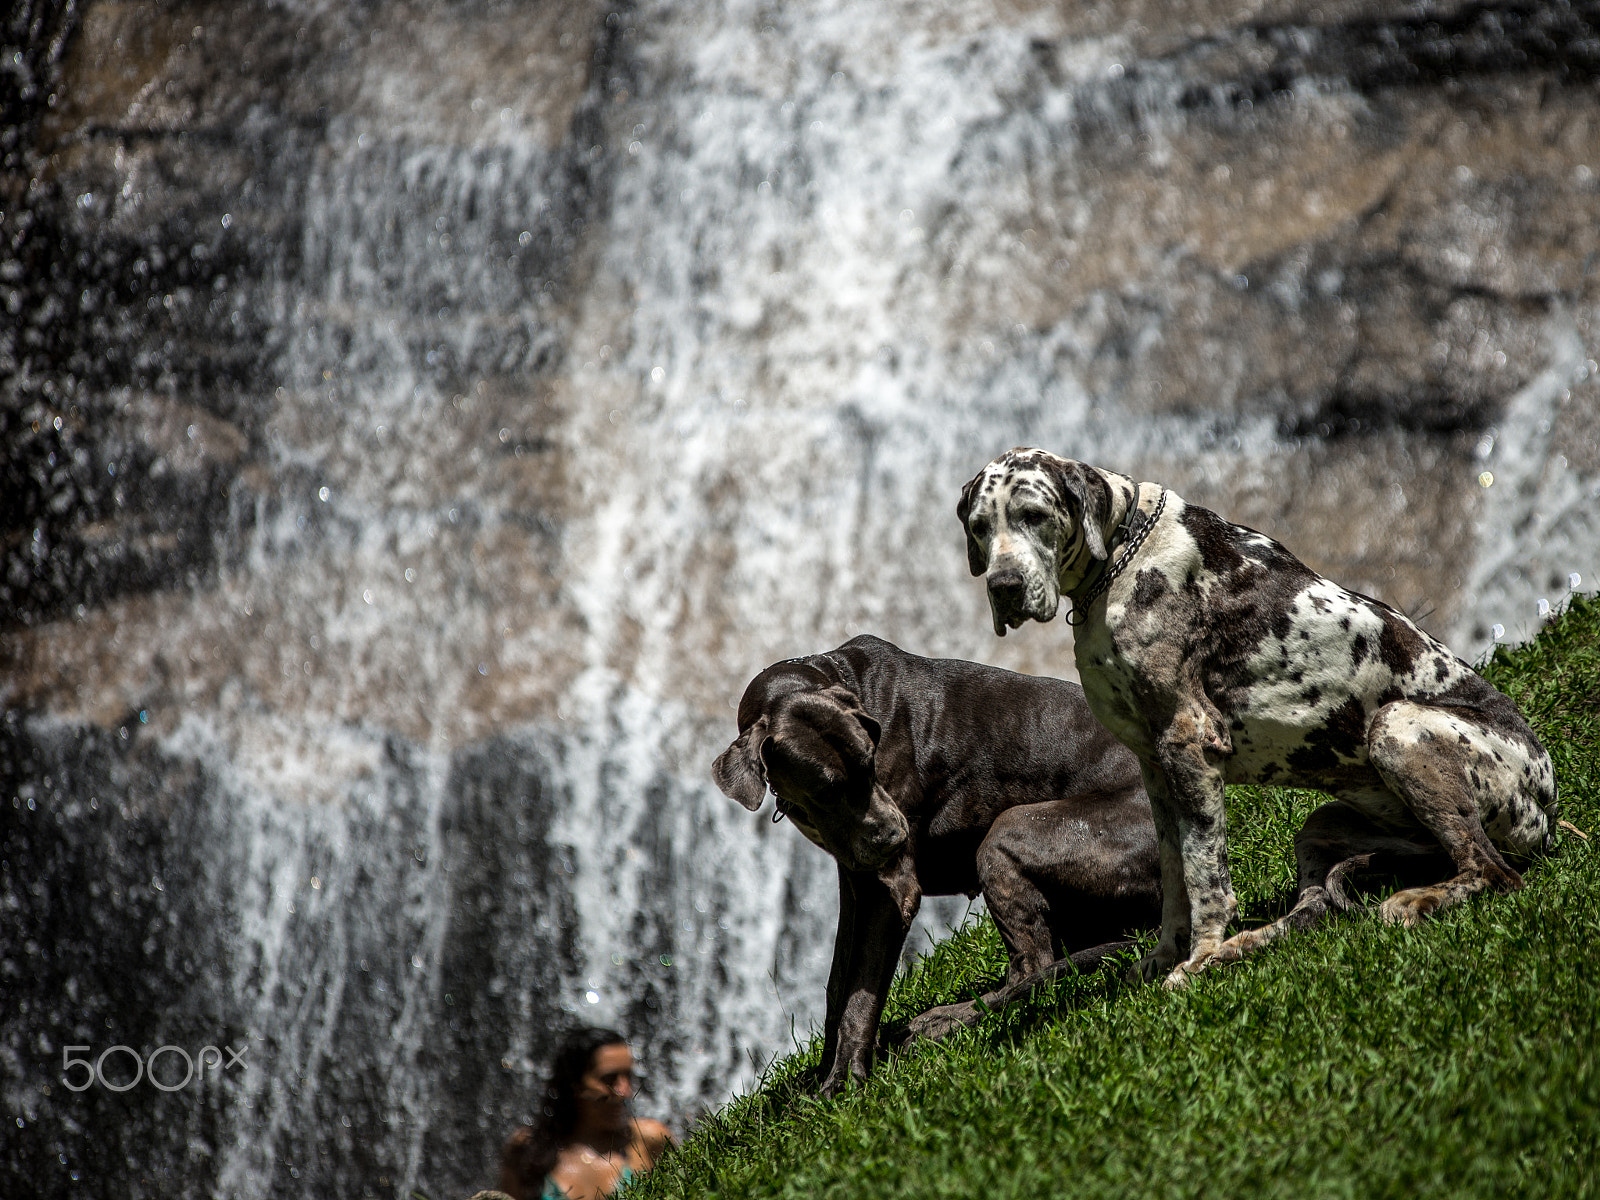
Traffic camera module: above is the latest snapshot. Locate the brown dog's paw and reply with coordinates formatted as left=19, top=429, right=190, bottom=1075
left=815, top=1066, right=866, bottom=1100
left=1131, top=949, right=1179, bottom=984
left=905, top=1000, right=982, bottom=1043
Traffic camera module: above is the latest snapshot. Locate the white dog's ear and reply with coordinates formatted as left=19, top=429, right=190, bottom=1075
left=1046, top=459, right=1110, bottom=562
left=712, top=717, right=771, bottom=811
left=956, top=471, right=989, bottom=576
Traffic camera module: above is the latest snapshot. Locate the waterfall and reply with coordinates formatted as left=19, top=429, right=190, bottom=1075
left=4, top=1, right=1598, bottom=1196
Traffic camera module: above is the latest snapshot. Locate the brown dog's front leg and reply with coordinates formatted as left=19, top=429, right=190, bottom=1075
left=816, top=864, right=856, bottom=1089
left=816, top=862, right=919, bottom=1098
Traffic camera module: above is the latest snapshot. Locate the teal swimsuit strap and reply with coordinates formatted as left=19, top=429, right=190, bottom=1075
left=540, top=1166, right=633, bottom=1198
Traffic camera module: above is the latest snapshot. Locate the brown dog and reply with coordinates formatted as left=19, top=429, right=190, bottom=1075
left=713, top=634, right=1159, bottom=1095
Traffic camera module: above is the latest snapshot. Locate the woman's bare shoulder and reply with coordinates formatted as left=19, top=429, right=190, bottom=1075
left=631, top=1117, right=675, bottom=1161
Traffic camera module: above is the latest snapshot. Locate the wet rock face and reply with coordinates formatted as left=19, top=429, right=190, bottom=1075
left=4, top=1, right=1600, bottom=1197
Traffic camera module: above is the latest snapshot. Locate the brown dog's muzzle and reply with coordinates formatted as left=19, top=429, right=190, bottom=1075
left=846, top=785, right=910, bottom=870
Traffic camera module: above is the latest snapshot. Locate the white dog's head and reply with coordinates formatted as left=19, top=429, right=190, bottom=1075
left=956, top=448, right=1116, bottom=635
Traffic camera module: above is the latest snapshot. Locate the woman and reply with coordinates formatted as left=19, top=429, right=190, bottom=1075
left=498, top=1027, right=674, bottom=1200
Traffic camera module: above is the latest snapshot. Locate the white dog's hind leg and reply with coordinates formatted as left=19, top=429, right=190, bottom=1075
left=1207, top=801, right=1449, bottom=965
left=1366, top=701, right=1539, bottom=927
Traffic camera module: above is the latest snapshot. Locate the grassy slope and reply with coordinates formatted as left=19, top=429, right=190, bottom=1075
left=632, top=595, right=1600, bottom=1200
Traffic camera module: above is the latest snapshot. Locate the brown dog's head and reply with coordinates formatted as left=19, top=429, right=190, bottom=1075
left=713, top=666, right=910, bottom=873
left=957, top=448, right=1113, bottom=635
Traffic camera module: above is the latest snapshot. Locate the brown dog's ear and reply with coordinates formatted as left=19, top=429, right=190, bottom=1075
left=712, top=717, right=770, bottom=811
left=956, top=469, right=989, bottom=576
left=811, top=684, right=882, bottom=758
left=1044, top=458, right=1110, bottom=562
left=855, top=711, right=881, bottom=746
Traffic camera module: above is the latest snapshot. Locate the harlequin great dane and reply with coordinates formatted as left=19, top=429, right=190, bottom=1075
left=713, top=634, right=1160, bottom=1095
left=957, top=448, right=1560, bottom=989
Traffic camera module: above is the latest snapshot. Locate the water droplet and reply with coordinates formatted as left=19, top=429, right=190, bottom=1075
left=1571, top=573, right=1583, bottom=589
left=404, top=568, right=416, bottom=582
left=318, top=486, right=330, bottom=501
left=477, top=662, right=488, bottom=675
left=363, top=589, right=373, bottom=604
left=220, top=213, right=232, bottom=228
left=518, top=231, right=532, bottom=246
left=1478, top=471, right=1494, bottom=488
left=1491, top=623, right=1505, bottom=640
left=1537, top=598, right=1550, bottom=617
left=650, top=366, right=665, bottom=382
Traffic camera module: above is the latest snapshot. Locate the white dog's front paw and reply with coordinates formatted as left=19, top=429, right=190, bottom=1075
left=1162, top=959, right=1208, bottom=990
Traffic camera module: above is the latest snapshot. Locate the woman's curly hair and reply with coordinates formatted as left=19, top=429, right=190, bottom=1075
left=498, top=1026, right=628, bottom=1199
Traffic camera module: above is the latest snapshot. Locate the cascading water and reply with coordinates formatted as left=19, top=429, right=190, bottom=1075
left=5, top=2, right=1599, bottom=1197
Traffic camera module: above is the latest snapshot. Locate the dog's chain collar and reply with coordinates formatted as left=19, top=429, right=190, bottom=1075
left=1065, top=487, right=1168, bottom=626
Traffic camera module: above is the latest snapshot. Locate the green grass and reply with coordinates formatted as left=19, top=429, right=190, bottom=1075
left=632, top=595, right=1600, bottom=1200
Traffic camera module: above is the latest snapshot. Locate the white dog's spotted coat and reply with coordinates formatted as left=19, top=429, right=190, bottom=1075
left=958, top=448, right=1559, bottom=986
